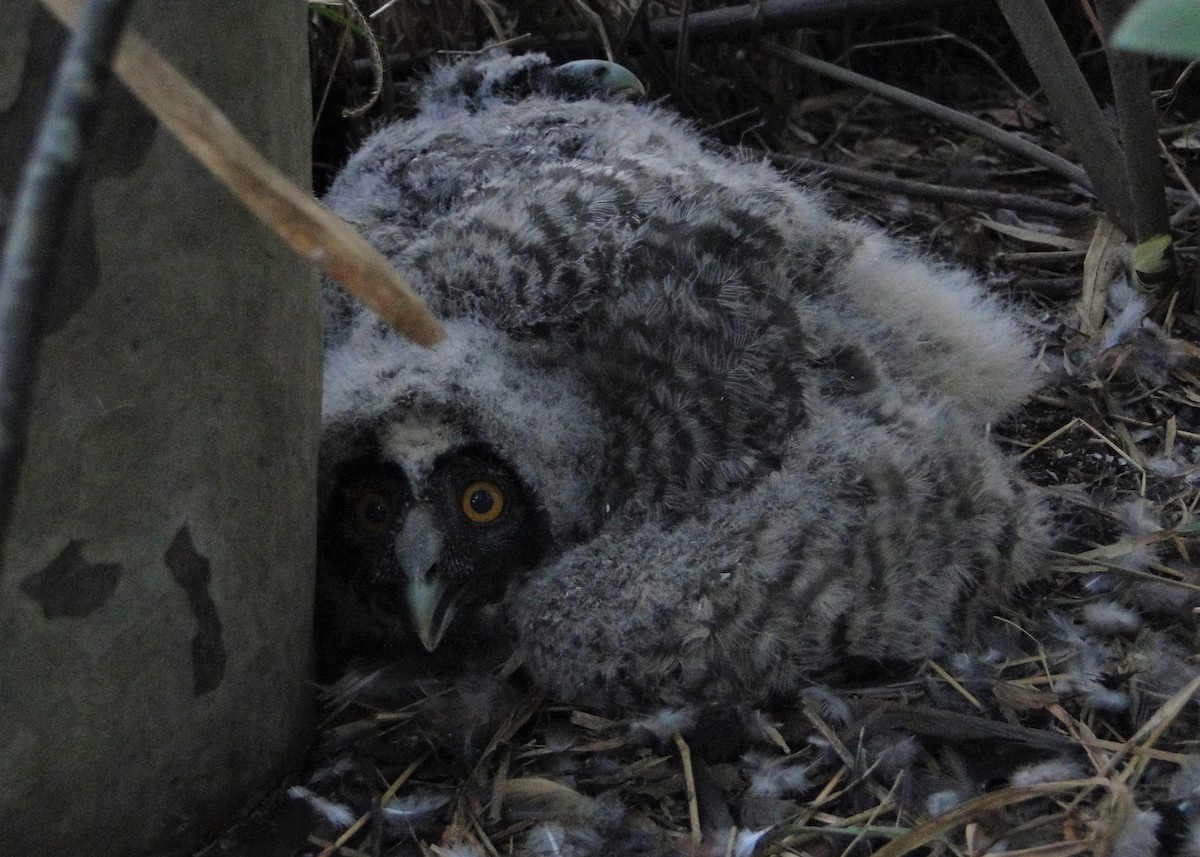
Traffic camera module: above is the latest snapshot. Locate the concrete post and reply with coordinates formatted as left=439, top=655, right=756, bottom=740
left=0, top=2, right=319, bottom=854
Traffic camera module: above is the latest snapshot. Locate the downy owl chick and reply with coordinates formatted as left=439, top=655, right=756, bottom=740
left=317, top=51, right=1050, bottom=709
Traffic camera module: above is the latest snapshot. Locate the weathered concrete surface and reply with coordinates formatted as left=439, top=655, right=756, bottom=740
left=0, top=3, right=319, bottom=854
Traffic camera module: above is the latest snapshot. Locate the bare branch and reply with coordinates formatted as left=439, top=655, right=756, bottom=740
left=0, top=0, right=138, bottom=554
left=766, top=151, right=1093, bottom=221
left=758, top=41, right=1094, bottom=192
left=646, top=0, right=966, bottom=44
left=995, top=0, right=1136, bottom=233
left=1095, top=0, right=1172, bottom=243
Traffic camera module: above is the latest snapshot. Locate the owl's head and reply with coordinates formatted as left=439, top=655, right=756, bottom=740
left=321, top=428, right=544, bottom=651
left=319, top=321, right=606, bottom=654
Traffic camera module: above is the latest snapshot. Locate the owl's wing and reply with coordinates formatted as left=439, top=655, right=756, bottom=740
left=511, top=395, right=1049, bottom=712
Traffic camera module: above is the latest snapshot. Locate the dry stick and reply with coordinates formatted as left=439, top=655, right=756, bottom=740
left=619, top=0, right=654, bottom=51
left=856, top=27, right=1033, bottom=104
left=857, top=702, right=1080, bottom=752
left=356, top=0, right=967, bottom=74
left=0, top=0, right=139, bottom=554
left=1108, top=673, right=1200, bottom=785
left=316, top=751, right=431, bottom=857
left=672, top=732, right=703, bottom=846
left=39, top=0, right=447, bottom=348
left=757, top=41, right=1093, bottom=193
left=337, top=0, right=384, bottom=118
left=646, top=0, right=966, bottom=44
left=767, top=151, right=1093, bottom=220
left=673, top=0, right=692, bottom=94
left=1095, top=0, right=1172, bottom=243
left=873, top=778, right=1114, bottom=857
left=995, top=0, right=1136, bottom=234
left=566, top=0, right=615, bottom=61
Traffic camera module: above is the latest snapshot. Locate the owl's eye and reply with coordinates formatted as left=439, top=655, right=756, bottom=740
left=461, top=481, right=505, bottom=524
left=354, top=492, right=392, bottom=534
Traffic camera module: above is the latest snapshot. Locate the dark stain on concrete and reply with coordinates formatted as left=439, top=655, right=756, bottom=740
left=19, top=540, right=123, bottom=618
left=165, top=526, right=226, bottom=696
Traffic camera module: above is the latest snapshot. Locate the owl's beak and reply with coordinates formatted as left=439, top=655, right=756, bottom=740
left=552, top=60, right=646, bottom=100
left=395, top=504, right=456, bottom=652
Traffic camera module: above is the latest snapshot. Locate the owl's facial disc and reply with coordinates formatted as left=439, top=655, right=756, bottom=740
left=319, top=443, right=546, bottom=666
left=395, top=503, right=456, bottom=652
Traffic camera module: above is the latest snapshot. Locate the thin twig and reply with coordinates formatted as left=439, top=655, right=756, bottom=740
left=848, top=29, right=1033, bottom=104
left=566, top=0, right=614, bottom=61
left=312, top=21, right=351, bottom=134
left=0, top=0, right=139, bottom=554
left=1160, top=138, right=1200, bottom=211
left=673, top=0, right=691, bottom=94
left=673, top=733, right=703, bottom=845
left=767, top=151, right=1093, bottom=220
left=647, top=0, right=966, bottom=44
left=758, top=41, right=1094, bottom=193
left=873, top=778, right=1116, bottom=857
left=338, top=0, right=383, bottom=118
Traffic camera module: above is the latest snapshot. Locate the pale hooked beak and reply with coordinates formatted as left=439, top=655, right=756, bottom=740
left=553, top=60, right=646, bottom=100
left=395, top=504, right=456, bottom=652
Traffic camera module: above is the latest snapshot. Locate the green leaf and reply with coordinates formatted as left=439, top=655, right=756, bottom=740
left=1111, top=0, right=1200, bottom=59
left=311, top=2, right=361, bottom=33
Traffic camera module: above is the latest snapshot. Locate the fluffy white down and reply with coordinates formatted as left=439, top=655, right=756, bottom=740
left=322, top=319, right=607, bottom=542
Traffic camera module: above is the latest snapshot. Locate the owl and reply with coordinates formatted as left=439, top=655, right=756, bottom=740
left=317, top=51, right=1050, bottom=711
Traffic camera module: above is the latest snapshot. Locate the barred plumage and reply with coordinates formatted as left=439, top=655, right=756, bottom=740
left=318, top=51, right=1050, bottom=710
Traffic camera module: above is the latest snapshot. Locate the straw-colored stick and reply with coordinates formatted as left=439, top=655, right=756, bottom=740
left=39, top=0, right=447, bottom=347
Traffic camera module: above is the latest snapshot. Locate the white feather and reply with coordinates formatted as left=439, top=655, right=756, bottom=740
left=1108, top=808, right=1161, bottom=857
left=746, top=758, right=812, bottom=798
left=629, top=707, right=695, bottom=740
left=925, top=789, right=966, bottom=817
left=1009, top=759, right=1085, bottom=788
left=1099, top=285, right=1147, bottom=351
left=382, top=790, right=452, bottom=826
left=1082, top=602, right=1141, bottom=636
left=732, top=827, right=772, bottom=857
left=286, top=785, right=357, bottom=830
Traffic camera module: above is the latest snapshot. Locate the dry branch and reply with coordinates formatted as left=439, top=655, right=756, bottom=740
left=40, top=0, right=447, bottom=348
left=873, top=778, right=1117, bottom=857
left=1095, top=0, right=1172, bottom=243
left=768, top=151, right=1093, bottom=220
left=995, top=0, right=1136, bottom=234
left=758, top=40, right=1095, bottom=192
left=0, top=0, right=138, bottom=552
left=645, top=0, right=966, bottom=44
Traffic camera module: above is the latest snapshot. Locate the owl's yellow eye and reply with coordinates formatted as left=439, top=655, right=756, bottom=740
left=354, top=492, right=392, bottom=534
left=461, top=481, right=504, bottom=524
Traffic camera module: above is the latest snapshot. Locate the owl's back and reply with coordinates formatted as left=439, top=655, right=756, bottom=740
left=324, top=54, right=1038, bottom=520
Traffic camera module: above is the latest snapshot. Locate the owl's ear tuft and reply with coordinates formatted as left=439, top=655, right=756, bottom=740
left=418, top=51, right=554, bottom=113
